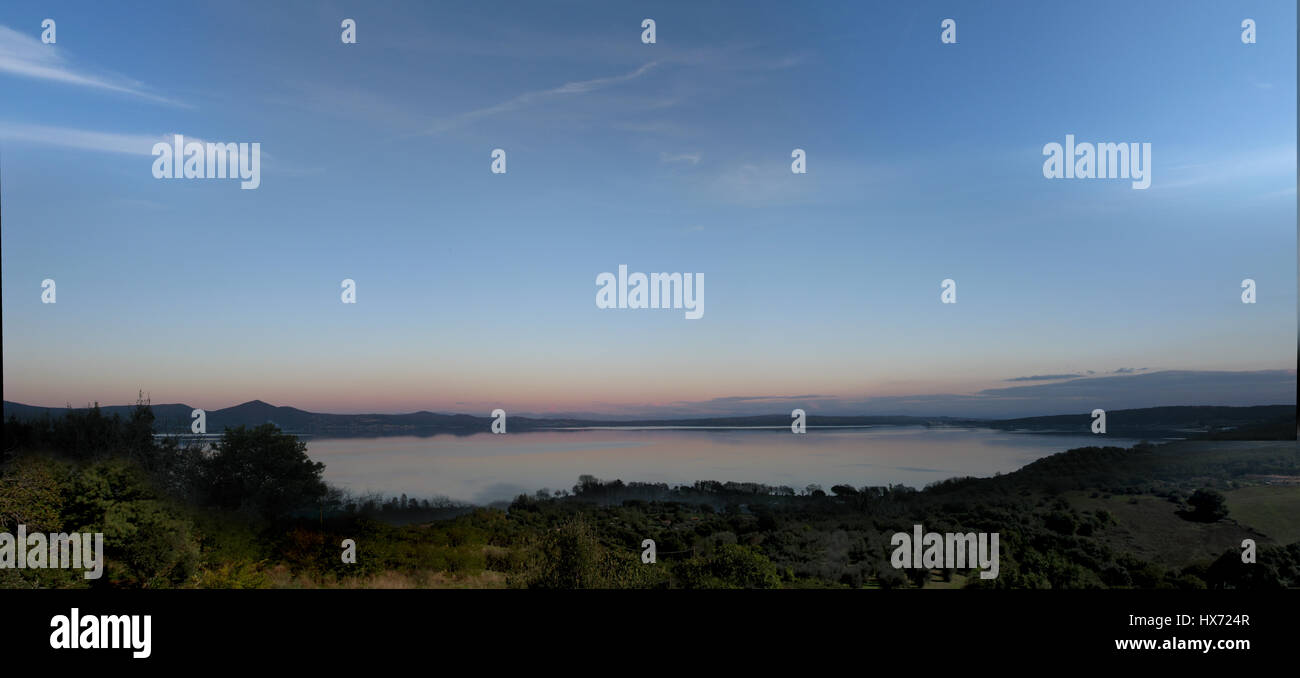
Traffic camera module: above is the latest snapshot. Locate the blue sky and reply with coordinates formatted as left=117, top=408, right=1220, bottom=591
left=1, top=1, right=1295, bottom=415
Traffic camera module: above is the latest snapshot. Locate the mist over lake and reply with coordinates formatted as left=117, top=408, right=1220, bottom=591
left=305, top=427, right=1139, bottom=504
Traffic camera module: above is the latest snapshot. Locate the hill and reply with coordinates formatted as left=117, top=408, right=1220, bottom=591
left=984, top=405, right=1295, bottom=438
left=4, top=400, right=1293, bottom=439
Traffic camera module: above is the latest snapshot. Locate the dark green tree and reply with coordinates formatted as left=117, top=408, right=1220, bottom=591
left=201, top=424, right=327, bottom=520
left=1187, top=489, right=1229, bottom=522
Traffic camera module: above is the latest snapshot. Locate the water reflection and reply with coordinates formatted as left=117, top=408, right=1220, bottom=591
left=304, top=427, right=1135, bottom=505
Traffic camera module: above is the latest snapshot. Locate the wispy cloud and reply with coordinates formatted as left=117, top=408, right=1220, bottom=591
left=1158, top=145, right=1295, bottom=190
left=612, top=120, right=691, bottom=137
left=0, top=24, right=185, bottom=106
left=697, top=150, right=907, bottom=207
left=110, top=197, right=167, bottom=211
left=1254, top=185, right=1297, bottom=199
left=428, top=62, right=659, bottom=133
left=1005, top=373, right=1083, bottom=382
left=573, top=370, right=1296, bottom=419
left=0, top=122, right=164, bottom=155
left=0, top=124, right=284, bottom=166
left=268, top=81, right=426, bottom=131
left=709, top=162, right=810, bottom=207
left=660, top=151, right=701, bottom=165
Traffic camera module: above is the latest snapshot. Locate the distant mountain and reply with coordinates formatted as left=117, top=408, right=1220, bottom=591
left=3, top=399, right=523, bottom=435
left=2, top=401, right=194, bottom=423
left=1, top=400, right=967, bottom=435
left=3, top=400, right=1293, bottom=439
left=986, top=405, right=1297, bottom=438
left=592, top=370, right=1296, bottom=419
left=158, top=400, right=493, bottom=435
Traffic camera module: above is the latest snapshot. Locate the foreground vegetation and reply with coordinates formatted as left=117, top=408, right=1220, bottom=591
left=2, top=401, right=1296, bottom=589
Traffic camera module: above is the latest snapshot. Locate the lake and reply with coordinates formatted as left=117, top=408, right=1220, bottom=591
left=304, top=426, right=1137, bottom=504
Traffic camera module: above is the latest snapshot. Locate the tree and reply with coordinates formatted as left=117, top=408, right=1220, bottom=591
left=1187, top=489, right=1229, bottom=522
left=509, top=517, right=666, bottom=589
left=201, top=425, right=327, bottom=520
left=675, top=544, right=781, bottom=589
left=573, top=474, right=600, bottom=496
left=64, top=459, right=200, bottom=588
left=1206, top=546, right=1286, bottom=589
left=830, top=484, right=859, bottom=497
left=125, top=391, right=155, bottom=459
left=0, top=456, right=63, bottom=532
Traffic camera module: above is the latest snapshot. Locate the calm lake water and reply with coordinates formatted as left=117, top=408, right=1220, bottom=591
left=304, top=426, right=1136, bottom=505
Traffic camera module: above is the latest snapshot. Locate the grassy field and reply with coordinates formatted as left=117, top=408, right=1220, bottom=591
left=1064, top=491, right=1265, bottom=566
left=1223, top=485, right=1300, bottom=545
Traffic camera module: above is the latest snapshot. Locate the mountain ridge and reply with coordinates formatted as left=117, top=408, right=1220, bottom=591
left=3, top=400, right=1293, bottom=438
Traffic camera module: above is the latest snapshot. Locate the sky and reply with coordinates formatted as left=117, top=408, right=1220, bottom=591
left=1, top=1, right=1296, bottom=417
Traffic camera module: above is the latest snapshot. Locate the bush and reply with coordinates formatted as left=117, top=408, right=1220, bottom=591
left=674, top=543, right=781, bottom=589
left=65, top=459, right=200, bottom=587
left=199, top=425, right=328, bottom=521
left=1186, top=489, right=1229, bottom=522
left=508, top=517, right=666, bottom=589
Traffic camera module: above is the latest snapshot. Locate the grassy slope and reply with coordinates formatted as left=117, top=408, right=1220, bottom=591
left=1052, top=439, right=1299, bottom=567
left=1064, top=491, right=1269, bottom=566
left=1223, top=485, right=1300, bottom=545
